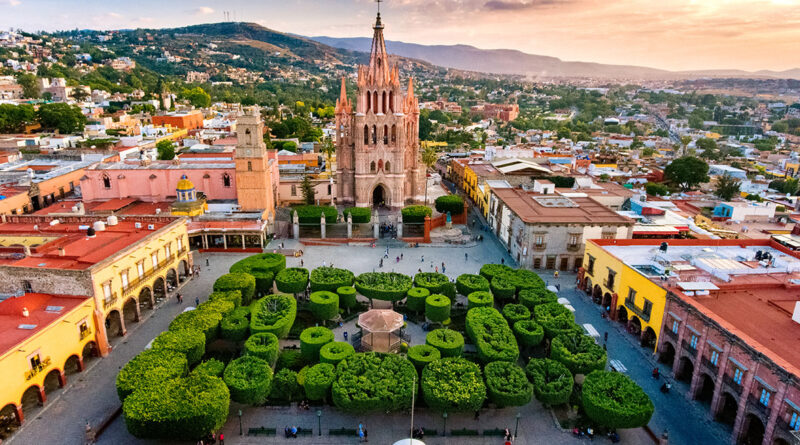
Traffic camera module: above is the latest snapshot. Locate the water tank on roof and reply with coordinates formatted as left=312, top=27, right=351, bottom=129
left=93, top=221, right=106, bottom=232
left=106, top=215, right=118, bottom=226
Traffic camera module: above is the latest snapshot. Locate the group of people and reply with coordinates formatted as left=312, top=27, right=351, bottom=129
left=195, top=432, right=223, bottom=445
left=380, top=223, right=397, bottom=239
left=284, top=426, right=298, bottom=438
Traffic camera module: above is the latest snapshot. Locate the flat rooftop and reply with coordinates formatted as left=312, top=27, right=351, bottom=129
left=493, top=188, right=633, bottom=224
left=0, top=293, right=90, bottom=356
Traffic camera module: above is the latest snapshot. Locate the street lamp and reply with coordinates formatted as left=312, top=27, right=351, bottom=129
left=238, top=409, right=243, bottom=435
left=442, top=412, right=448, bottom=437
left=317, top=409, right=322, bottom=436
left=514, top=412, right=521, bottom=439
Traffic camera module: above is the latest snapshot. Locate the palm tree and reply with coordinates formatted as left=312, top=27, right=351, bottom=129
left=421, top=144, right=439, bottom=205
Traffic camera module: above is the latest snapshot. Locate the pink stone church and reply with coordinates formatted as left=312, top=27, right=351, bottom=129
left=335, top=12, right=426, bottom=209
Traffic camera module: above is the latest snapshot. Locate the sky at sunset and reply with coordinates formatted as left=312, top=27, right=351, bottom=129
left=1, top=0, right=799, bottom=72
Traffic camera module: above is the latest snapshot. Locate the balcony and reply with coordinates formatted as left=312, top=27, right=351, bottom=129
left=79, top=328, right=92, bottom=341
left=624, top=297, right=651, bottom=322
left=747, top=395, right=771, bottom=419
left=701, top=356, right=719, bottom=375
left=566, top=243, right=581, bottom=252
left=103, top=293, right=118, bottom=309
left=24, top=356, right=52, bottom=381
left=533, top=243, right=546, bottom=251
left=177, top=246, right=187, bottom=255
left=681, top=340, right=697, bottom=357
left=665, top=329, right=678, bottom=340
left=777, top=417, right=799, bottom=433
left=121, top=254, right=176, bottom=297
left=722, top=374, right=743, bottom=395
left=603, top=278, right=616, bottom=291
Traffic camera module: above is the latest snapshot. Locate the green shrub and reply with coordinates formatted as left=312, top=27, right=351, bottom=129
left=230, top=253, right=285, bottom=293
left=407, top=344, right=441, bottom=370
left=270, top=368, right=302, bottom=402
left=310, top=267, right=355, bottom=292
left=250, top=294, right=297, bottom=338
left=192, top=359, right=225, bottom=378
left=294, top=205, right=338, bottom=224
left=550, top=332, right=607, bottom=375
left=336, top=286, right=358, bottom=309
left=513, top=319, right=544, bottom=347
left=425, top=294, right=451, bottom=323
left=223, top=355, right=274, bottom=405
left=435, top=195, right=464, bottom=215
left=229, top=306, right=250, bottom=319
left=296, top=365, right=309, bottom=387
left=220, top=313, right=249, bottom=341
left=209, top=290, right=242, bottom=308
left=319, top=341, right=355, bottom=365
left=525, top=358, right=573, bottom=406
left=276, top=349, right=306, bottom=371
left=467, top=291, right=493, bottom=309
left=401, top=205, right=432, bottom=223
left=504, top=269, right=545, bottom=294
left=426, top=329, right=464, bottom=357
left=300, top=326, right=335, bottom=362
left=244, top=332, right=280, bottom=366
left=582, top=371, right=654, bottom=429
left=465, top=307, right=519, bottom=363
left=456, top=274, right=490, bottom=296
left=304, top=363, right=336, bottom=401
left=275, top=267, right=309, bottom=294
left=534, top=303, right=579, bottom=339
left=406, top=287, right=431, bottom=312
left=355, top=272, right=413, bottom=302
left=170, top=309, right=224, bottom=343
left=213, top=273, right=256, bottom=306
left=479, top=264, right=513, bottom=282
left=484, top=361, right=532, bottom=408
left=151, top=329, right=206, bottom=366
left=414, top=272, right=450, bottom=295
left=519, top=287, right=557, bottom=310
left=490, top=275, right=516, bottom=300
left=309, top=291, right=339, bottom=321
left=440, top=281, right=457, bottom=299
left=123, top=373, right=228, bottom=440
left=344, top=207, right=371, bottom=224
left=116, top=349, right=187, bottom=401
left=332, top=352, right=417, bottom=413
left=422, top=358, right=486, bottom=412
left=502, top=303, right=530, bottom=324
left=197, top=298, right=235, bottom=318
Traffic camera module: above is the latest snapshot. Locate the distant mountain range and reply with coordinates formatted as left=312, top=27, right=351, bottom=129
left=310, top=36, right=800, bottom=80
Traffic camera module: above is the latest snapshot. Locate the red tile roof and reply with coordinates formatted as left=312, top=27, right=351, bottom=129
left=0, top=293, right=90, bottom=356
left=493, top=188, right=633, bottom=224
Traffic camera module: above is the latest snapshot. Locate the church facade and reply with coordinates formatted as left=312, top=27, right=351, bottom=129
left=334, top=13, right=426, bottom=209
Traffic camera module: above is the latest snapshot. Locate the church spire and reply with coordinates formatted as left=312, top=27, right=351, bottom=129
left=368, top=12, right=390, bottom=84
left=335, top=76, right=351, bottom=114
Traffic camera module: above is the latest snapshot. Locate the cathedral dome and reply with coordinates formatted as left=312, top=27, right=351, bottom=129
left=176, top=174, right=194, bottom=191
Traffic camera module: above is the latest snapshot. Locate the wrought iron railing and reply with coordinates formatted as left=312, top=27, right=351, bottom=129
left=747, top=395, right=771, bottom=419
left=24, top=356, right=52, bottom=381
left=624, top=297, right=651, bottom=322
left=701, top=356, right=718, bottom=375
left=121, top=254, right=176, bottom=297
left=722, top=374, right=743, bottom=395
left=79, top=328, right=92, bottom=340
left=103, top=293, right=118, bottom=309
left=681, top=340, right=697, bottom=357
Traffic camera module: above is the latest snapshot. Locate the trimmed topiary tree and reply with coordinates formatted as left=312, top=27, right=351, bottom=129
left=484, top=361, right=532, bottom=408
left=414, top=272, right=450, bottom=295
left=122, top=373, right=228, bottom=440
left=309, top=291, right=339, bottom=321
left=582, top=370, right=654, bottom=429
left=425, top=294, right=451, bottom=323
left=465, top=307, right=519, bottom=363
left=336, top=286, right=358, bottom=311
left=230, top=253, right=285, bottom=294
left=310, top=267, right=355, bottom=292
left=276, top=349, right=306, bottom=372
left=355, top=272, right=413, bottom=305
left=456, top=273, right=490, bottom=296
left=534, top=303, right=580, bottom=339
left=319, top=341, right=355, bottom=366
left=525, top=358, right=573, bottom=406
left=192, top=359, right=225, bottom=378
left=407, top=344, right=441, bottom=370
left=170, top=303, right=226, bottom=342
left=426, top=329, right=464, bottom=357
left=116, top=349, right=188, bottom=402
left=401, top=205, right=432, bottom=223
left=244, top=332, right=280, bottom=366
left=275, top=267, right=309, bottom=295
left=213, top=273, right=256, bottom=306
left=209, top=290, right=242, bottom=308
left=223, top=355, right=274, bottom=405
left=220, top=312, right=249, bottom=341
left=467, top=291, right=493, bottom=309
left=343, top=207, right=371, bottom=224
left=519, top=287, right=557, bottom=310
left=550, top=332, right=607, bottom=376
left=406, top=287, right=430, bottom=312
left=513, top=319, right=544, bottom=347
left=197, top=298, right=235, bottom=318
left=502, top=303, right=531, bottom=324
left=300, top=326, right=335, bottom=362
left=479, top=263, right=513, bottom=282
left=294, top=205, right=337, bottom=224
left=505, top=269, right=545, bottom=294
left=250, top=294, right=297, bottom=338
left=434, top=194, right=464, bottom=215
left=422, top=358, right=486, bottom=412
left=270, top=368, right=302, bottom=403
left=151, top=329, right=206, bottom=366
left=490, top=275, right=516, bottom=301
left=332, top=352, right=417, bottom=413
left=304, top=363, right=336, bottom=401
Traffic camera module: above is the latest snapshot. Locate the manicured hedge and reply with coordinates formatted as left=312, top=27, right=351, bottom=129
left=223, top=355, right=274, bottom=405
left=192, top=359, right=225, bottom=378
left=230, top=253, right=285, bottom=293
left=406, top=287, right=431, bottom=312
left=332, top=352, right=417, bottom=413
left=244, top=332, right=280, bottom=367
left=300, top=326, right=335, bottom=362
left=294, top=205, right=338, bottom=224
left=525, top=358, right=573, bottom=406
left=213, top=273, right=256, bottom=306
left=505, top=269, right=545, bottom=294
left=275, top=267, right=309, bottom=294
left=534, top=303, right=579, bottom=339
left=220, top=312, right=249, bottom=341
left=425, top=294, right=451, bottom=323
left=479, top=264, right=513, bottom=282
left=344, top=207, right=371, bottom=224
left=355, top=272, right=413, bottom=302
left=270, top=368, right=302, bottom=402
left=513, top=319, right=545, bottom=347
left=309, top=291, right=339, bottom=321
left=250, top=294, right=297, bottom=338
left=582, top=371, right=654, bottom=429
left=422, top=358, right=486, bottom=412
left=456, top=274, right=490, bottom=296
left=304, top=363, right=336, bottom=401
left=336, top=286, right=358, bottom=310
left=123, top=373, right=229, bottom=440
left=319, top=341, right=355, bottom=366
left=414, top=272, right=450, bottom=295
left=407, top=344, right=441, bottom=370
left=296, top=366, right=309, bottom=387
left=169, top=308, right=224, bottom=343
left=435, top=194, right=464, bottom=215
left=502, top=303, right=531, bottom=324
left=467, top=291, right=493, bottom=309
left=209, top=290, right=242, bottom=308
left=151, top=329, right=206, bottom=366
left=550, top=332, right=607, bottom=376
left=276, top=349, right=305, bottom=372
left=490, top=275, right=516, bottom=300
left=197, top=298, right=236, bottom=318
left=401, top=205, right=432, bottom=223
left=310, top=267, right=355, bottom=292
left=117, top=349, right=188, bottom=402
left=465, top=307, right=519, bottom=363
left=519, top=287, right=557, bottom=310
left=426, top=329, right=464, bottom=357
left=484, top=361, right=532, bottom=408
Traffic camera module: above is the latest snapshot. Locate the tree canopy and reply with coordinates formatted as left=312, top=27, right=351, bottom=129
left=664, top=156, right=709, bottom=191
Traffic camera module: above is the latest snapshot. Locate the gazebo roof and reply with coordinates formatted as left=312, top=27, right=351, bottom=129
left=358, top=309, right=403, bottom=333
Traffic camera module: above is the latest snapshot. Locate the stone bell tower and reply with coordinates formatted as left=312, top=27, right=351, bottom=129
left=235, top=106, right=274, bottom=214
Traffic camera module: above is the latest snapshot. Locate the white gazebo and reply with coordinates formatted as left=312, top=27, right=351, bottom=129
left=358, top=309, right=404, bottom=353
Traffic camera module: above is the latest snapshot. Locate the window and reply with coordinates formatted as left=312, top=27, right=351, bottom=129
left=371, top=125, right=377, bottom=145
left=587, top=255, right=595, bottom=275
left=382, top=91, right=387, bottom=114
left=364, top=125, right=369, bottom=144
left=223, top=173, right=231, bottom=187
left=391, top=124, right=396, bottom=143
left=370, top=161, right=376, bottom=173
left=759, top=389, right=771, bottom=407
left=373, top=91, right=378, bottom=114
left=121, top=270, right=129, bottom=289
left=367, top=93, right=371, bottom=113
left=642, top=299, right=653, bottom=317
left=672, top=320, right=679, bottom=334
left=568, top=233, right=580, bottom=247
left=710, top=350, right=719, bottom=366
left=165, top=244, right=171, bottom=258
left=733, top=367, right=744, bottom=384
left=78, top=320, right=89, bottom=338
left=383, top=124, right=388, bottom=144
left=102, top=174, right=111, bottom=189
left=601, top=232, right=615, bottom=240
left=247, top=161, right=252, bottom=171
left=137, top=261, right=144, bottom=278
left=103, top=281, right=112, bottom=300
left=790, top=412, right=799, bottom=430
left=151, top=252, right=158, bottom=269
left=690, top=334, right=698, bottom=349
left=385, top=161, right=391, bottom=173
left=291, top=185, right=297, bottom=196
left=327, top=184, right=332, bottom=196
left=177, top=237, right=183, bottom=251
left=389, top=91, right=394, bottom=113
left=29, top=353, right=41, bottom=369
left=626, top=288, right=637, bottom=304
left=22, top=280, right=32, bottom=293
left=534, top=235, right=544, bottom=247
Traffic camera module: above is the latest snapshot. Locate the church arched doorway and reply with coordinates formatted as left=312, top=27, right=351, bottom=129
left=372, top=185, right=388, bottom=208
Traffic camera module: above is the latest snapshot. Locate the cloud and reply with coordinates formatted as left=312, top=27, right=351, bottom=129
left=0, top=0, right=21, bottom=6
left=193, top=6, right=214, bottom=15
left=484, top=0, right=565, bottom=10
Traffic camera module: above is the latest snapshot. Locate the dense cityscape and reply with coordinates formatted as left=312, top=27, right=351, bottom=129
left=0, top=1, right=799, bottom=444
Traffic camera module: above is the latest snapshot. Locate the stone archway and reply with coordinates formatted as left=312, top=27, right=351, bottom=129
left=677, top=356, right=695, bottom=382
left=153, top=277, right=166, bottom=303
left=372, top=184, right=388, bottom=208
left=0, top=403, right=20, bottom=437
left=122, top=298, right=140, bottom=325
left=741, top=413, right=765, bottom=445
left=659, top=341, right=676, bottom=365
left=43, top=369, right=64, bottom=395
left=64, top=355, right=82, bottom=376
left=179, top=260, right=189, bottom=282
left=584, top=278, right=593, bottom=295
left=592, top=285, right=602, bottom=304
left=166, top=268, right=178, bottom=290
left=629, top=316, right=642, bottom=337
left=641, top=326, right=657, bottom=348
left=717, top=392, right=738, bottom=426
left=617, top=306, right=629, bottom=324
left=105, top=310, right=124, bottom=337
left=20, top=385, right=44, bottom=420
left=139, top=287, right=154, bottom=311
left=82, top=341, right=98, bottom=365
left=602, top=292, right=612, bottom=309
left=696, top=373, right=715, bottom=404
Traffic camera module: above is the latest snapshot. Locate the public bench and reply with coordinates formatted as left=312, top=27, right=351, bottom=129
left=247, top=427, right=276, bottom=436
left=329, top=428, right=358, bottom=436
left=483, top=428, right=505, bottom=436
left=297, top=427, right=313, bottom=436
left=450, top=428, right=479, bottom=436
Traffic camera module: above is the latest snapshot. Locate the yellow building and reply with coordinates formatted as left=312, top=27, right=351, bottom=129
left=170, top=175, right=208, bottom=217
left=581, top=239, right=668, bottom=351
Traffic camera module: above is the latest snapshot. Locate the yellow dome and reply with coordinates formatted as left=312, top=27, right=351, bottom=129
left=176, top=174, right=194, bottom=191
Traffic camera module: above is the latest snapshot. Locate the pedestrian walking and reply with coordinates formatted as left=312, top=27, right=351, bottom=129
left=343, top=331, right=348, bottom=341
left=195, top=297, right=200, bottom=306
left=421, top=255, right=424, bottom=262
left=501, top=258, right=505, bottom=265
left=442, top=264, right=446, bottom=274
left=379, top=258, right=384, bottom=268
left=364, top=427, right=368, bottom=442
left=323, top=260, right=327, bottom=267
left=218, top=433, right=224, bottom=445
left=206, top=258, right=209, bottom=266
left=300, top=259, right=304, bottom=267
left=400, top=253, right=403, bottom=260
left=604, top=331, right=609, bottom=342
left=465, top=252, right=468, bottom=261
left=177, top=293, right=183, bottom=303
left=554, top=270, right=559, bottom=279
left=435, top=266, right=439, bottom=273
